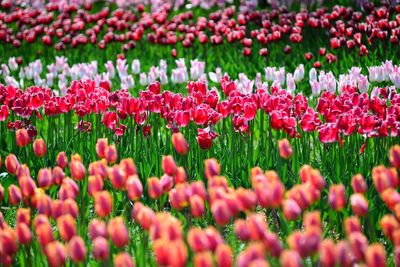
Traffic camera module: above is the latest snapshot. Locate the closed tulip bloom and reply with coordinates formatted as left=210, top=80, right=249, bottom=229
left=33, top=138, right=47, bottom=157
left=88, top=175, right=103, bottom=197
left=105, top=144, right=118, bottom=164
left=336, top=241, right=355, bottom=267
left=204, top=158, right=220, bottom=179
left=35, top=223, right=54, bottom=247
left=38, top=168, right=52, bottom=189
left=282, top=199, right=302, bottom=220
left=174, top=167, right=187, bottom=184
left=350, top=193, right=369, bottom=216
left=194, top=252, right=213, bottom=267
left=70, top=159, right=85, bottom=181
left=5, top=154, right=19, bottom=175
left=348, top=232, right=368, bottom=261
left=278, top=138, right=293, bottom=159
left=96, top=139, right=108, bottom=159
left=119, top=158, right=138, bottom=176
left=16, top=208, right=30, bottom=225
left=108, top=217, right=129, bottom=248
left=114, top=252, right=135, bottom=267
left=190, top=195, right=205, bottom=217
left=390, top=145, right=400, bottom=168
left=68, top=236, right=86, bottom=263
left=56, top=152, right=69, bottom=169
left=92, top=237, right=109, bottom=261
left=351, top=174, right=368, bottom=194
left=172, top=132, right=189, bottom=155
left=365, top=243, right=386, bottom=267
left=344, top=216, right=362, bottom=235
left=215, top=244, right=233, bottom=267
left=372, top=165, right=398, bottom=193
left=19, top=175, right=36, bottom=197
left=319, top=239, right=336, bottom=267
left=45, top=241, right=67, bottom=267
left=147, top=177, right=162, bottom=199
left=36, top=194, right=52, bottom=216
left=0, top=227, right=17, bottom=255
left=234, top=219, right=251, bottom=241
left=237, top=242, right=265, bottom=267
left=126, top=175, right=143, bottom=201
left=187, top=228, right=210, bottom=252
left=394, top=246, right=400, bottom=267
left=52, top=166, right=65, bottom=185
left=132, top=203, right=156, bottom=230
left=279, top=250, right=303, bottom=267
left=16, top=223, right=32, bottom=245
left=380, top=215, right=399, bottom=241
left=94, top=191, right=112, bottom=217
left=236, top=188, right=257, bottom=211
left=328, top=184, right=346, bottom=210
left=160, top=174, right=173, bottom=193
left=88, top=219, right=107, bottom=240
left=8, top=185, right=22, bottom=205
left=57, top=214, right=76, bottom=241
left=108, top=165, right=127, bottom=189
left=211, top=200, right=232, bottom=225
left=63, top=198, right=79, bottom=218
left=162, top=155, right=177, bottom=176
left=303, top=211, right=321, bottom=229
left=299, top=165, right=326, bottom=190
left=16, top=128, right=30, bottom=147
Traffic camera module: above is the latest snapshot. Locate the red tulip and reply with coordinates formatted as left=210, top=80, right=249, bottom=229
left=33, top=138, right=47, bottom=157
left=16, top=129, right=30, bottom=147
left=278, top=138, right=293, bottom=159
left=94, top=191, right=112, bottom=217
left=114, top=252, right=135, bottom=267
left=172, top=132, right=189, bottom=155
left=45, top=241, right=67, bottom=267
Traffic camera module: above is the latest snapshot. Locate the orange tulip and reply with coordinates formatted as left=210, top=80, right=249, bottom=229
left=190, top=195, right=205, bottom=217
left=147, top=177, right=162, bottom=199
left=33, top=138, right=47, bottom=157
left=351, top=174, right=367, bottom=194
left=38, top=168, right=52, bottom=189
left=96, top=138, right=108, bottom=159
left=278, top=138, right=293, bottom=159
left=328, top=184, right=346, bottom=211
left=162, top=155, right=177, bottom=176
left=108, top=165, right=127, bottom=189
left=16, top=208, right=30, bottom=225
left=366, top=243, right=386, bottom=267
left=114, top=252, right=135, bottom=267
left=5, top=154, right=19, bottom=175
left=279, top=250, right=303, bottom=267
left=105, top=144, right=118, bottom=164
left=215, top=244, right=233, bottom=267
left=94, top=190, right=112, bottom=217
left=19, top=175, right=36, bottom=197
left=372, top=165, right=398, bottom=193
left=390, top=144, right=400, bottom=168
left=119, top=158, right=137, bottom=176
left=172, top=132, right=189, bottom=155
left=344, top=216, right=362, bottom=235
left=92, top=237, right=109, bottom=261
left=56, top=151, right=69, bottom=169
left=211, top=200, right=232, bottom=226
left=15, top=128, right=30, bottom=147
left=187, top=228, right=210, bottom=252
left=88, top=175, right=104, bottom=197
left=108, top=217, right=129, bottom=248
left=68, top=236, right=86, bottom=263
left=174, top=166, right=187, bottom=184
left=8, top=185, right=22, bottom=205
left=16, top=223, right=32, bottom=245
left=194, top=252, right=213, bottom=267
left=319, top=239, right=336, bottom=267
left=380, top=214, right=399, bottom=241
left=70, top=159, right=86, bottom=181
left=45, top=241, right=67, bottom=267
left=57, top=214, right=76, bottom=241
left=35, top=222, right=54, bottom=247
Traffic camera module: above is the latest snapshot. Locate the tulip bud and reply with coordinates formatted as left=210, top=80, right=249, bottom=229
left=194, top=252, right=213, bottom=267
left=350, top=193, right=368, bottom=217
left=351, top=174, right=367, bottom=194
left=92, top=237, right=109, bottom=261
left=282, top=199, right=301, bottom=220
left=328, top=184, right=346, bottom=211
left=380, top=214, right=399, bottom=241
left=88, top=175, right=103, bottom=197
left=204, top=158, right=220, bottom=179
left=68, top=236, right=86, bottom=263
left=70, top=159, right=85, bottom=181
left=344, top=216, right=362, bottom=235
left=94, top=191, right=112, bottom=217
left=35, top=222, right=54, bottom=247
left=105, top=144, right=118, bottom=164
left=63, top=198, right=79, bottom=218
left=96, top=138, right=108, bottom=159
left=174, top=167, right=187, bottom=184
left=107, top=217, right=129, bottom=248
left=319, top=239, right=336, bottom=267
left=348, top=232, right=368, bottom=261
left=279, top=250, right=303, bottom=267
left=211, top=200, right=232, bottom=226
left=52, top=166, right=65, bottom=185
left=172, top=132, right=189, bottom=155
left=119, top=158, right=137, bottom=176
left=57, top=214, right=76, bottom=241
left=88, top=219, right=107, bottom=240
left=126, top=175, right=142, bottom=201
left=147, top=177, right=162, bottom=199
left=33, top=138, right=47, bottom=157
left=162, top=155, right=177, bottom=176
left=366, top=243, right=386, bottom=267
left=45, top=241, right=67, bottom=267
left=15, top=221, right=32, bottom=244
left=114, top=252, right=135, bottom=267
left=215, top=244, right=233, bottom=267
left=190, top=195, right=205, bottom=218
left=16, top=128, right=30, bottom=147
left=56, top=152, right=69, bottom=169
left=390, top=145, right=400, bottom=168
left=8, top=185, right=22, bottom=205
left=395, top=246, right=400, bottom=267
left=278, top=138, right=293, bottom=159
left=5, top=154, right=19, bottom=175
left=38, top=168, right=52, bottom=189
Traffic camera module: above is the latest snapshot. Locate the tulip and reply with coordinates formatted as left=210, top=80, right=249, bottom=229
left=278, top=138, right=293, bottom=159
left=35, top=222, right=54, bottom=247
left=45, top=241, right=67, bottom=267
left=350, top=193, right=369, bottom=216
left=366, top=243, right=386, bottom=267
left=105, top=144, right=118, bottom=164
left=8, top=185, right=22, bottom=205
left=33, top=138, right=47, bottom=157
left=174, top=167, right=187, bottom=184
left=52, top=166, right=65, bottom=185
left=190, top=195, right=205, bottom=217
left=147, top=177, right=162, bottom=199
left=114, top=252, right=135, bottom=267
left=16, top=129, right=30, bottom=147
left=57, top=214, right=76, bottom=241
left=56, top=152, right=69, bottom=169
left=126, top=175, right=143, bottom=201
left=5, top=154, right=19, bottom=175
left=89, top=219, right=107, bottom=240
left=107, top=217, right=129, bottom=248
left=38, top=168, right=52, bottom=189
left=215, top=244, right=233, bottom=267
left=348, top=232, right=368, bottom=261
left=279, top=250, right=303, bottom=267
left=94, top=191, right=112, bottom=217
left=96, top=138, right=108, bottom=159
left=390, top=145, right=400, bottom=168
left=211, top=200, right=232, bottom=225
left=204, top=158, right=220, bottom=179
left=68, top=236, right=86, bottom=263
left=351, top=174, right=367, bottom=194
left=319, top=239, right=337, bottom=267
left=282, top=199, right=301, bottom=220
left=92, top=237, right=109, bottom=261
left=162, top=155, right=177, bottom=176
left=172, top=132, right=189, bottom=155
left=70, top=159, right=86, bottom=181
left=328, top=184, right=346, bottom=210
left=16, top=223, right=32, bottom=245
left=194, top=252, right=213, bottom=267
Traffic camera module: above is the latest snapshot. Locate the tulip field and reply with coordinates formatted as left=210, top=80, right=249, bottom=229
left=1, top=0, right=400, bottom=266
